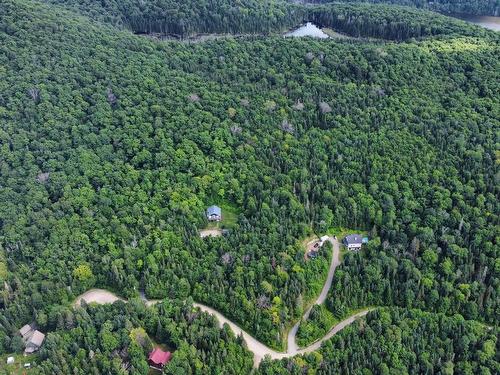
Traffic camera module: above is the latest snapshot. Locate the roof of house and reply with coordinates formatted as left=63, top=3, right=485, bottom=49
left=207, top=205, right=221, bottom=216
left=148, top=348, right=172, bottom=366
left=19, top=324, right=32, bottom=338
left=28, top=331, right=45, bottom=347
left=320, top=235, right=329, bottom=242
left=345, top=234, right=363, bottom=246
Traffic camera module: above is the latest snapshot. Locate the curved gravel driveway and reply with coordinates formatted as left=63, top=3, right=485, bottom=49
left=74, top=237, right=371, bottom=366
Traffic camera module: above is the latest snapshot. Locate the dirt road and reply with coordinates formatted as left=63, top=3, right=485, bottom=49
left=287, top=237, right=340, bottom=353
left=74, top=238, right=371, bottom=366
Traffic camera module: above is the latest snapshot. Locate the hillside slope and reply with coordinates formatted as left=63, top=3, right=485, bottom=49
left=40, top=0, right=305, bottom=35
left=0, top=0, right=498, bottom=373
left=38, top=0, right=495, bottom=39
left=306, top=0, right=500, bottom=16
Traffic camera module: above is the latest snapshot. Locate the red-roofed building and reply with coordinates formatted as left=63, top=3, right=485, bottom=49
left=148, top=348, right=172, bottom=369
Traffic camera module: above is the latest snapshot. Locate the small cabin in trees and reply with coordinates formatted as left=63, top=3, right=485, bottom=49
left=19, top=324, right=32, bottom=339
left=148, top=348, right=172, bottom=369
left=343, top=234, right=363, bottom=251
left=25, top=331, right=45, bottom=354
left=19, top=324, right=45, bottom=354
left=206, top=205, right=222, bottom=221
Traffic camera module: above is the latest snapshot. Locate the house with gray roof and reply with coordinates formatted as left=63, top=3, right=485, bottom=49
left=19, top=324, right=32, bottom=340
left=25, top=330, right=45, bottom=354
left=206, top=205, right=222, bottom=221
left=343, top=234, right=363, bottom=251
left=19, top=324, right=45, bottom=354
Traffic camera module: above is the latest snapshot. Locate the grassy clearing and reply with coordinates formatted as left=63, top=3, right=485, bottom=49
left=0, top=353, right=38, bottom=374
left=219, top=203, right=239, bottom=228
left=339, top=247, right=349, bottom=261
left=204, top=202, right=240, bottom=230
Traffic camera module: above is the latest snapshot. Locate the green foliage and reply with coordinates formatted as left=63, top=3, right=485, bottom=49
left=309, top=2, right=493, bottom=40
left=327, top=229, right=498, bottom=324
left=40, top=0, right=305, bottom=36
left=9, top=336, right=24, bottom=353
left=259, top=308, right=500, bottom=374
left=129, top=327, right=153, bottom=354
left=0, top=0, right=499, bottom=373
left=203, top=203, right=240, bottom=229
left=308, top=0, right=500, bottom=17
left=0, top=248, right=7, bottom=283
left=0, top=353, right=38, bottom=375
left=219, top=203, right=240, bottom=228
left=72, top=264, right=95, bottom=293
left=72, top=264, right=93, bottom=281
left=39, top=0, right=494, bottom=41
left=28, top=299, right=253, bottom=374
left=296, top=304, right=337, bottom=347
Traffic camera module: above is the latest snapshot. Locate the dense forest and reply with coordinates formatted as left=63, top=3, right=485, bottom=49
left=39, top=0, right=495, bottom=39
left=260, top=308, right=499, bottom=374
left=0, top=0, right=499, bottom=373
left=307, top=0, right=500, bottom=16
left=40, top=0, right=305, bottom=36
left=308, top=3, right=492, bottom=40
left=3, top=298, right=254, bottom=374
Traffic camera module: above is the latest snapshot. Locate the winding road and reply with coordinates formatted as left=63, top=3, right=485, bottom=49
left=287, top=237, right=340, bottom=353
left=74, top=237, right=371, bottom=367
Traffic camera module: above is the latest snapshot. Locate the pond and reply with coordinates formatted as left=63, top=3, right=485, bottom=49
left=449, top=14, right=500, bottom=31
left=284, top=22, right=329, bottom=39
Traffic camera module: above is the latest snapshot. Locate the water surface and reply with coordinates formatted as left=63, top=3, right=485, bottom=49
left=285, top=22, right=329, bottom=38
left=449, top=14, right=500, bottom=31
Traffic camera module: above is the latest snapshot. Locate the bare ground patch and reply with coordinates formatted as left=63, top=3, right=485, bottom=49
left=200, top=229, right=222, bottom=238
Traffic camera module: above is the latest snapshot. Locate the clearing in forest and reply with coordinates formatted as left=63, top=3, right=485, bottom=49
left=199, top=228, right=223, bottom=238
left=200, top=203, right=239, bottom=237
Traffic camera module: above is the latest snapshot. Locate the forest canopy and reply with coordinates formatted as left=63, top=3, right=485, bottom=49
left=38, top=0, right=496, bottom=39
left=306, top=0, right=500, bottom=16
left=0, top=0, right=499, bottom=374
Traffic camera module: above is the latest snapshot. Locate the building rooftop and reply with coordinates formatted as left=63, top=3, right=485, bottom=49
left=207, top=205, right=221, bottom=216
left=149, top=348, right=172, bottom=366
left=345, top=234, right=363, bottom=245
left=28, top=331, right=45, bottom=347
left=19, top=324, right=32, bottom=338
